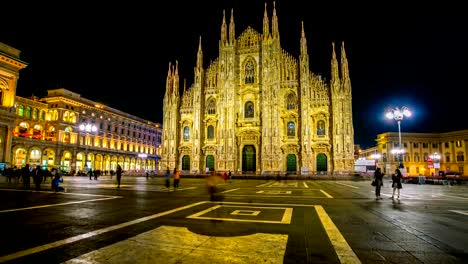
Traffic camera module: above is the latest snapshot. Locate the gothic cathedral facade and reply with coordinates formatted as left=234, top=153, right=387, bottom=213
left=161, top=4, right=354, bottom=174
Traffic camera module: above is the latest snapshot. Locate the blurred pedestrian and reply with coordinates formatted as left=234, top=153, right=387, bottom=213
left=116, top=164, right=123, bottom=188
left=173, top=168, right=180, bottom=190
left=374, top=167, right=384, bottom=200
left=51, top=169, right=65, bottom=192
left=164, top=169, right=171, bottom=190
left=392, top=168, right=403, bottom=200
left=33, top=165, right=43, bottom=191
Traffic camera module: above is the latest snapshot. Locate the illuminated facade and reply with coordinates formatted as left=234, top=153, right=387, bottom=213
left=360, top=130, right=468, bottom=176
left=0, top=42, right=28, bottom=169
left=11, top=88, right=162, bottom=173
left=161, top=4, right=354, bottom=173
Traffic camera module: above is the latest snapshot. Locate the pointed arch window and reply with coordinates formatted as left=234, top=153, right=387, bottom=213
left=244, top=60, right=255, bottom=84
left=287, top=122, right=295, bottom=136
left=207, top=99, right=216, bottom=115
left=207, top=125, right=215, bottom=139
left=244, top=101, right=254, bottom=118
left=183, top=126, right=190, bottom=141
left=286, top=93, right=297, bottom=110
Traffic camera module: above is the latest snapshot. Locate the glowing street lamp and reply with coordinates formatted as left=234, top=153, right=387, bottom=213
left=386, top=106, right=411, bottom=168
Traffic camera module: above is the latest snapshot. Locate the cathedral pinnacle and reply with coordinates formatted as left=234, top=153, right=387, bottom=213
left=197, top=36, right=203, bottom=70
left=263, top=3, right=270, bottom=40
left=221, top=10, right=227, bottom=45
left=165, top=61, right=173, bottom=95
left=300, top=21, right=307, bottom=56
left=272, top=1, right=279, bottom=39
left=229, top=8, right=235, bottom=44
left=331, top=42, right=340, bottom=86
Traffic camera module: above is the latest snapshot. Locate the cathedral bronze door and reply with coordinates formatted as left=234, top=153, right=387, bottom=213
left=206, top=155, right=214, bottom=171
left=316, top=153, right=327, bottom=172
left=242, top=145, right=256, bottom=172
left=182, top=155, right=190, bottom=171
left=286, top=154, right=297, bottom=172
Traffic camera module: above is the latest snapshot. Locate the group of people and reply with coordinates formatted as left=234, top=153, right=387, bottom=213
left=374, top=167, right=403, bottom=200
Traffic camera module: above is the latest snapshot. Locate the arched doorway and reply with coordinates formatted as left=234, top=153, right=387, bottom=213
left=286, top=154, right=297, bottom=172
left=242, top=145, right=256, bottom=172
left=206, top=155, right=214, bottom=171
left=182, top=155, right=190, bottom=171
left=316, top=153, right=327, bottom=172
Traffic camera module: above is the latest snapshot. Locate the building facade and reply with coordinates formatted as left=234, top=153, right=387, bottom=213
left=161, top=4, right=354, bottom=174
left=359, top=130, right=468, bottom=176
left=0, top=42, right=28, bottom=170
left=11, top=88, right=162, bottom=174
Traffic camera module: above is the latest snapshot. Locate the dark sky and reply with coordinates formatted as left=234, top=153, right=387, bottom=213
left=2, top=1, right=467, bottom=148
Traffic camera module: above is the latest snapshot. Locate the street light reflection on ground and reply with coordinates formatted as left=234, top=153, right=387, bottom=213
left=385, top=106, right=411, bottom=169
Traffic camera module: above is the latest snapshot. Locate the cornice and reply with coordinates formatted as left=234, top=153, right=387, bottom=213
left=0, top=54, right=27, bottom=70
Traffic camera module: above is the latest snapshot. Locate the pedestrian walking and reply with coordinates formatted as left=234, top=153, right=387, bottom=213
left=173, top=168, right=180, bottom=190
left=21, top=164, right=31, bottom=189
left=33, top=165, right=43, bottom=191
left=228, top=170, right=232, bottom=183
left=164, top=169, right=171, bottom=190
left=116, top=164, right=123, bottom=188
left=373, top=167, right=384, bottom=200
left=391, top=168, right=403, bottom=200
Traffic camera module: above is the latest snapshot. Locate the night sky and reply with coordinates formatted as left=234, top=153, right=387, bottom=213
left=2, top=1, right=466, bottom=148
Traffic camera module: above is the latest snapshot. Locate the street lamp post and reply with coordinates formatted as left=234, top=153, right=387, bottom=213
left=385, top=106, right=411, bottom=169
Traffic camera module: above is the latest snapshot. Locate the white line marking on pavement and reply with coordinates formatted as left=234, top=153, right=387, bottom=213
left=0, top=201, right=208, bottom=262
left=223, top=194, right=331, bottom=198
left=213, top=201, right=315, bottom=207
left=220, top=188, right=239, bottom=194
left=303, top=182, right=309, bottom=188
left=335, top=182, right=359, bottom=189
left=187, top=205, right=293, bottom=224
left=315, top=205, right=361, bottom=264
left=320, top=190, right=334, bottom=198
left=449, top=210, right=468, bottom=216
left=0, top=196, right=122, bottom=213
left=0, top=188, right=116, bottom=198
left=256, top=182, right=273, bottom=187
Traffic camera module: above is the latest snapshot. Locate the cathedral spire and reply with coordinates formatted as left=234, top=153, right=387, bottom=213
left=221, top=10, right=227, bottom=45
left=263, top=3, right=270, bottom=40
left=300, top=21, right=308, bottom=56
left=165, top=62, right=172, bottom=96
left=331, top=42, right=340, bottom=87
left=173, top=60, right=179, bottom=97
left=183, top=78, right=186, bottom=95
left=340, top=41, right=349, bottom=81
left=229, top=8, right=235, bottom=44
left=271, top=1, right=279, bottom=39
left=197, top=36, right=203, bottom=69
